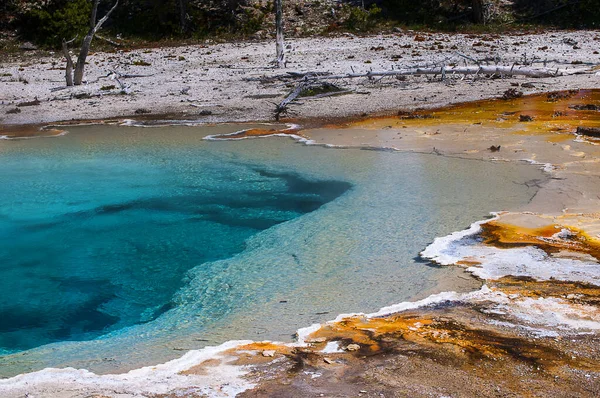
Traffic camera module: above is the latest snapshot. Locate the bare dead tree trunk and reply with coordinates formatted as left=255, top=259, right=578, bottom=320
left=71, top=0, right=119, bottom=86
left=275, top=0, right=285, bottom=68
left=178, top=0, right=188, bottom=33
left=472, top=0, right=484, bottom=24
left=62, top=38, right=76, bottom=86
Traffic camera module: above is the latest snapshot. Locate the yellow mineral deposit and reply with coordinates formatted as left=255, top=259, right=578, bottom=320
left=480, top=219, right=600, bottom=260
left=340, top=89, right=600, bottom=135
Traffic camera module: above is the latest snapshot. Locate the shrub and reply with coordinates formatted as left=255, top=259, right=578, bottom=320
left=382, top=0, right=446, bottom=25
left=513, top=0, right=600, bottom=28
left=19, top=0, right=92, bottom=48
left=344, top=4, right=382, bottom=32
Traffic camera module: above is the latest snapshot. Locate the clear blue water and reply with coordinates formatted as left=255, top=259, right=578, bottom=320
left=0, top=127, right=350, bottom=353
left=0, top=123, right=545, bottom=377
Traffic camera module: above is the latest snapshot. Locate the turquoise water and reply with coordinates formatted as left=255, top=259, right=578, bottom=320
left=0, top=123, right=545, bottom=376
left=0, top=128, right=349, bottom=353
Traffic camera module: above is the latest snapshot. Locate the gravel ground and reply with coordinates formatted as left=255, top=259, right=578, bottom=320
left=1, top=30, right=599, bottom=128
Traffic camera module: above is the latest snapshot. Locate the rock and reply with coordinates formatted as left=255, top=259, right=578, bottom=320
left=251, top=30, right=266, bottom=40
left=323, top=357, right=333, bottom=364
left=519, top=114, right=534, bottom=122
left=17, top=98, right=40, bottom=107
left=345, top=343, right=360, bottom=351
left=262, top=350, right=275, bottom=357
left=306, top=337, right=326, bottom=343
left=199, top=110, right=212, bottom=116
left=7, top=108, right=21, bottom=114
left=502, top=88, right=523, bottom=100
left=488, top=145, right=501, bottom=152
left=570, top=104, right=599, bottom=111
left=576, top=126, right=600, bottom=138
left=19, top=42, right=37, bottom=51
left=393, top=27, right=403, bottom=33
left=521, top=82, right=535, bottom=88
left=135, top=108, right=151, bottom=115
left=73, top=93, right=92, bottom=99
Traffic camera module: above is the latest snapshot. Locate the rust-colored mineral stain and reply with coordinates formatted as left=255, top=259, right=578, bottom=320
left=0, top=124, right=65, bottom=138
left=221, top=128, right=277, bottom=139
left=480, top=220, right=600, bottom=260
left=213, top=127, right=303, bottom=140
left=337, top=89, right=600, bottom=138
left=493, top=276, right=600, bottom=304
left=297, top=304, right=599, bottom=375
left=305, top=315, right=436, bottom=353
left=235, top=341, right=289, bottom=353
left=226, top=342, right=296, bottom=366
left=457, top=260, right=482, bottom=266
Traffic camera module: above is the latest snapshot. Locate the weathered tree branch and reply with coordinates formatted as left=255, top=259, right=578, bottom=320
left=73, top=0, right=119, bottom=85
left=275, top=78, right=308, bottom=120
left=95, top=34, right=122, bottom=47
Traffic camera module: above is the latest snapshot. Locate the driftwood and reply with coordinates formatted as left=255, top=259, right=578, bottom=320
left=106, top=69, right=130, bottom=93
left=244, top=71, right=330, bottom=83
left=298, top=65, right=587, bottom=82
left=274, top=81, right=351, bottom=119
left=269, top=62, right=591, bottom=120
left=275, top=79, right=308, bottom=120
left=48, top=69, right=150, bottom=94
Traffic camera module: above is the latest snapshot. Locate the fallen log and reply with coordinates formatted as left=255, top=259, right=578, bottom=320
left=302, top=65, right=590, bottom=81
left=244, top=71, right=330, bottom=83
left=275, top=78, right=308, bottom=120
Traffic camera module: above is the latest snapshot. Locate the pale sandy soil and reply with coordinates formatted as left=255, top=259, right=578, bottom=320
left=1, top=31, right=600, bottom=398
left=1, top=30, right=599, bottom=127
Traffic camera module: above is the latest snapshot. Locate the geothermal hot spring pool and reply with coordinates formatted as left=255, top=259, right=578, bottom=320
left=0, top=122, right=545, bottom=377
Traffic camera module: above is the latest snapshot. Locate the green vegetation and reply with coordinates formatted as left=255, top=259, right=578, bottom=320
left=343, top=4, right=382, bottom=32
left=19, top=0, right=92, bottom=47
left=512, top=0, right=600, bottom=28
left=1, top=0, right=598, bottom=49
